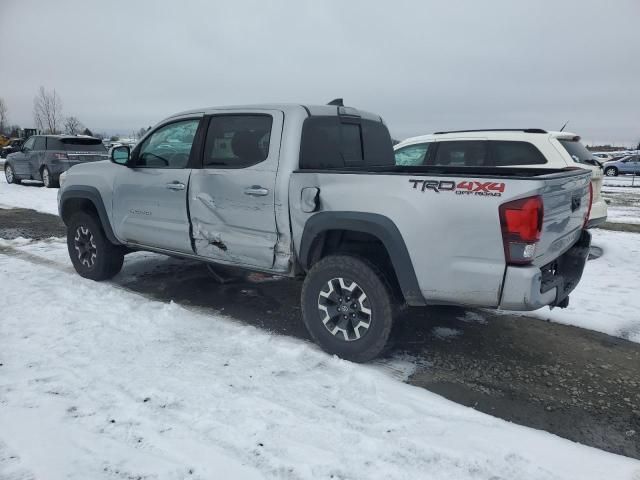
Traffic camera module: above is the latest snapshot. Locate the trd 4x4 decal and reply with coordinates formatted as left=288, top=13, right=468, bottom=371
left=409, top=179, right=505, bottom=197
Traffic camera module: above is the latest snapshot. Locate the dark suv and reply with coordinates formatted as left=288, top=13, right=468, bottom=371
left=4, top=135, right=108, bottom=188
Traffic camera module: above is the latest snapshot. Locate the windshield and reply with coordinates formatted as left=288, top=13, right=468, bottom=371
left=558, top=139, right=595, bottom=165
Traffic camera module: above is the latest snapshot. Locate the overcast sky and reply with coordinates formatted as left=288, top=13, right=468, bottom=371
left=1, top=0, right=639, bottom=145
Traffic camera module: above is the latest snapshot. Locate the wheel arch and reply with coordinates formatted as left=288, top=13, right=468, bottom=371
left=59, top=186, right=121, bottom=245
left=298, top=212, right=425, bottom=306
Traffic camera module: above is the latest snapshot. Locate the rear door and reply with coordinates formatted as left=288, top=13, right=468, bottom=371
left=188, top=110, right=283, bottom=269
left=30, top=136, right=47, bottom=177
left=112, top=117, right=202, bottom=253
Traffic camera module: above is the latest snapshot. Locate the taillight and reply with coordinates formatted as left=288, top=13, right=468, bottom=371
left=499, top=195, right=543, bottom=265
left=584, top=182, right=593, bottom=228
left=54, top=153, right=68, bottom=160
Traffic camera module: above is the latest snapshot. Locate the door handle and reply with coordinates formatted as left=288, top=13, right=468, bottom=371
left=166, top=182, right=185, bottom=191
left=244, top=186, right=269, bottom=196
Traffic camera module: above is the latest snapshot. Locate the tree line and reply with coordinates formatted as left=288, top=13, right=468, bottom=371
left=0, top=87, right=151, bottom=140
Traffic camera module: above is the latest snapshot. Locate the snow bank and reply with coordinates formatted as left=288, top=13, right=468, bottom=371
left=0, top=238, right=638, bottom=479
left=0, top=176, right=59, bottom=215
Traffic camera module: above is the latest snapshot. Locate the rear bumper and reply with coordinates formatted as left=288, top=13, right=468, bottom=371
left=499, top=230, right=591, bottom=311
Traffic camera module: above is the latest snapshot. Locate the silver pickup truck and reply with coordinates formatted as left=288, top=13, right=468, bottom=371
left=58, top=103, right=592, bottom=361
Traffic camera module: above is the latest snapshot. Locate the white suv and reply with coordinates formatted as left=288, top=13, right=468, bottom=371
left=394, top=129, right=607, bottom=227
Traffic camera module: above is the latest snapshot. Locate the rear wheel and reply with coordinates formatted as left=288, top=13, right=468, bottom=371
left=4, top=164, right=20, bottom=184
left=41, top=166, right=58, bottom=188
left=67, top=211, right=124, bottom=280
left=604, top=166, right=618, bottom=177
left=301, top=255, right=395, bottom=362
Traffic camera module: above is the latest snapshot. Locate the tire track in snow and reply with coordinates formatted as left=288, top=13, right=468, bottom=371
left=0, top=243, right=75, bottom=274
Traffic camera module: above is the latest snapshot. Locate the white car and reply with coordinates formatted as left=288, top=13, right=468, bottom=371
left=394, top=129, right=607, bottom=227
left=591, top=152, right=614, bottom=162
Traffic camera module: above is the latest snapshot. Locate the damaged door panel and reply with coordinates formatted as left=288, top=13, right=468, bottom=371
left=188, top=111, right=284, bottom=270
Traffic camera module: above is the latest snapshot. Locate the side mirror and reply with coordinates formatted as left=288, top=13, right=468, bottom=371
left=111, top=145, right=131, bottom=166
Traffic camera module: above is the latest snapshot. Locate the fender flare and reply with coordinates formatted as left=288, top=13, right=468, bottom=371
left=299, top=211, right=425, bottom=306
left=59, top=186, right=121, bottom=245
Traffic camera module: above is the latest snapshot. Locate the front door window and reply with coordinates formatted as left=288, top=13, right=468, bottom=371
left=135, top=119, right=200, bottom=169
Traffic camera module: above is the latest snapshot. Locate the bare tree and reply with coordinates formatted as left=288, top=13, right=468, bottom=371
left=33, top=86, right=63, bottom=133
left=0, top=98, right=8, bottom=134
left=64, top=116, right=83, bottom=135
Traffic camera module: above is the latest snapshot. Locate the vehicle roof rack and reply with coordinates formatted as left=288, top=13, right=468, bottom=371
left=433, top=128, right=548, bottom=135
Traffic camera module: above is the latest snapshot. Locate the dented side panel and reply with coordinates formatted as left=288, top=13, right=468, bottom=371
left=188, top=109, right=285, bottom=270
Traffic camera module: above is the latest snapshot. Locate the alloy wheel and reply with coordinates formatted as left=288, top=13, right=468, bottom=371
left=5, top=165, right=14, bottom=183
left=74, top=226, right=97, bottom=268
left=42, top=168, right=50, bottom=186
left=317, top=277, right=372, bottom=341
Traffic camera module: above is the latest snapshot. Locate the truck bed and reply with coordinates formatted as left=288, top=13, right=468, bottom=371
left=289, top=167, right=592, bottom=308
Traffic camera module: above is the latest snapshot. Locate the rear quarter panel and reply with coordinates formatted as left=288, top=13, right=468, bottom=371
left=290, top=172, right=562, bottom=307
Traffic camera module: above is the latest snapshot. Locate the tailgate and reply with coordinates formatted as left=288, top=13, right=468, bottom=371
left=66, top=151, right=109, bottom=163
left=534, top=170, right=591, bottom=267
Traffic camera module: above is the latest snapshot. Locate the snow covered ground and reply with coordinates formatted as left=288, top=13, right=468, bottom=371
left=509, top=228, right=640, bottom=343
left=0, top=177, right=58, bottom=215
left=1, top=237, right=639, bottom=480
left=602, top=177, right=640, bottom=224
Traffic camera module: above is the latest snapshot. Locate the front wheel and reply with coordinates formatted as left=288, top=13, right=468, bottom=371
left=4, top=164, right=20, bottom=184
left=67, top=212, right=124, bottom=280
left=41, top=166, right=58, bottom=188
left=301, top=255, right=395, bottom=362
left=604, top=167, right=618, bottom=177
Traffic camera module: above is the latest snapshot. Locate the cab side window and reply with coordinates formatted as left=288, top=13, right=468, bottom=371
left=203, top=115, right=273, bottom=168
left=136, top=119, right=200, bottom=168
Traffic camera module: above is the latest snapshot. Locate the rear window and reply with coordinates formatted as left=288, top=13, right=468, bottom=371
left=558, top=139, right=594, bottom=164
left=299, top=116, right=394, bottom=169
left=48, top=138, right=106, bottom=152
left=426, top=140, right=546, bottom=167
left=488, top=141, right=546, bottom=166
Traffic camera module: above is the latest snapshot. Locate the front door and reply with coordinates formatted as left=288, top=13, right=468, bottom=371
left=112, top=117, right=201, bottom=253
left=11, top=136, right=35, bottom=177
left=188, top=111, right=283, bottom=269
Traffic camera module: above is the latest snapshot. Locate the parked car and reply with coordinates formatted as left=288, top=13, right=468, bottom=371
left=394, top=129, right=607, bottom=228
left=4, top=135, right=108, bottom=187
left=603, top=155, right=640, bottom=176
left=0, top=138, right=25, bottom=159
left=591, top=152, right=614, bottom=162
left=58, top=103, right=592, bottom=362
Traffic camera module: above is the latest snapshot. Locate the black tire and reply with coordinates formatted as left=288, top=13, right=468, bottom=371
left=604, top=167, right=618, bottom=177
left=301, top=255, right=395, bottom=362
left=67, top=211, right=124, bottom=280
left=41, top=166, right=58, bottom=188
left=4, top=163, right=21, bottom=184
